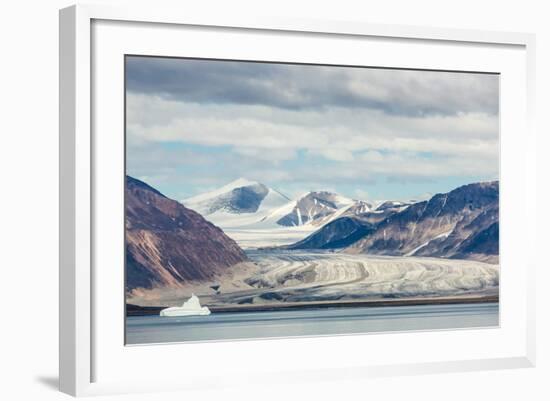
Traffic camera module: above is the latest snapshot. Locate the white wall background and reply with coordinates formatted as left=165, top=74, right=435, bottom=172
left=0, top=0, right=547, bottom=400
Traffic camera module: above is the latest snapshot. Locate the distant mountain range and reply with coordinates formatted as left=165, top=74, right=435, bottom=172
left=274, top=191, right=362, bottom=227
left=182, top=178, right=373, bottom=230
left=125, top=176, right=248, bottom=293
left=182, top=178, right=498, bottom=263
left=126, top=176, right=499, bottom=294
left=284, top=198, right=414, bottom=250
left=296, top=181, right=499, bottom=263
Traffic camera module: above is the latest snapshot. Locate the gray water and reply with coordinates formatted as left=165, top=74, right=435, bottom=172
left=125, top=303, right=499, bottom=345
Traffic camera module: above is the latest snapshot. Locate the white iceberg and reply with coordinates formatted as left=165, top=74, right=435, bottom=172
left=159, top=294, right=211, bottom=317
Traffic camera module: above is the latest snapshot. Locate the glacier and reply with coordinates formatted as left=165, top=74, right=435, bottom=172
left=213, top=250, right=499, bottom=305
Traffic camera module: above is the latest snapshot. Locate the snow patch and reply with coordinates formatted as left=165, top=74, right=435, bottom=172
left=405, top=229, right=454, bottom=257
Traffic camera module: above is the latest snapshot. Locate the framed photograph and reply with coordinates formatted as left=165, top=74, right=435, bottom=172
left=59, top=4, right=536, bottom=397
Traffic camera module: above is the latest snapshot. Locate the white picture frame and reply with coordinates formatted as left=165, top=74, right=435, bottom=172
left=59, top=4, right=536, bottom=397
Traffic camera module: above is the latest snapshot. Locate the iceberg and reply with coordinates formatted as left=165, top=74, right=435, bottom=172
left=159, top=294, right=211, bottom=317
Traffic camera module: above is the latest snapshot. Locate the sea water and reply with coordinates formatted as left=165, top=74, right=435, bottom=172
left=125, top=303, right=498, bottom=345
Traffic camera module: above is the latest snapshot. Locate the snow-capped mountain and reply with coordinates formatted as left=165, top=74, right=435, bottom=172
left=184, top=178, right=290, bottom=215
left=184, top=180, right=370, bottom=229
left=183, top=178, right=291, bottom=229
left=374, top=200, right=411, bottom=212
left=183, top=179, right=378, bottom=248
left=271, top=192, right=371, bottom=227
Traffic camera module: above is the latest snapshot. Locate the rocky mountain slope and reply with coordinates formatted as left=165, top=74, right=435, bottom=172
left=286, top=200, right=409, bottom=250
left=286, top=216, right=376, bottom=250
left=287, top=181, right=499, bottom=263
left=346, top=181, right=499, bottom=263
left=126, top=176, right=248, bottom=293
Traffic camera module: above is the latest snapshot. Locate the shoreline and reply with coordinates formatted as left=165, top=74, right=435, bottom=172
left=126, top=294, right=498, bottom=316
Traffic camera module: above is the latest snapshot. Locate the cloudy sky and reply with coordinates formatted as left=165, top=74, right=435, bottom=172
left=125, top=56, right=499, bottom=202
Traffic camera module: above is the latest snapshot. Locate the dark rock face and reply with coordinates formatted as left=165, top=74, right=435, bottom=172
left=346, top=181, right=499, bottom=263
left=283, top=181, right=498, bottom=263
left=125, top=176, right=248, bottom=293
left=287, top=217, right=376, bottom=250
left=228, top=186, right=269, bottom=213
left=452, top=222, right=499, bottom=261
left=203, top=183, right=269, bottom=214
left=285, top=201, right=407, bottom=251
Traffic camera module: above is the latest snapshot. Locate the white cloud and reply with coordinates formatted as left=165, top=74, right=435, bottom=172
left=127, top=93, right=499, bottom=180
left=308, top=148, right=355, bottom=162
left=125, top=60, right=501, bottom=203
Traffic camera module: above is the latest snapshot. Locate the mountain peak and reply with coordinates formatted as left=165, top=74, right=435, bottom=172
left=225, top=177, right=259, bottom=188
left=126, top=175, right=166, bottom=198
left=184, top=178, right=262, bottom=205
left=125, top=177, right=248, bottom=292
left=183, top=178, right=290, bottom=217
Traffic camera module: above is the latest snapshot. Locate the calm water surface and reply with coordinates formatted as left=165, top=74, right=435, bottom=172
left=125, top=303, right=499, bottom=345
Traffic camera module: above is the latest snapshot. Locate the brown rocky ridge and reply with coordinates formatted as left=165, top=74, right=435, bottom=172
left=125, top=176, right=248, bottom=294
